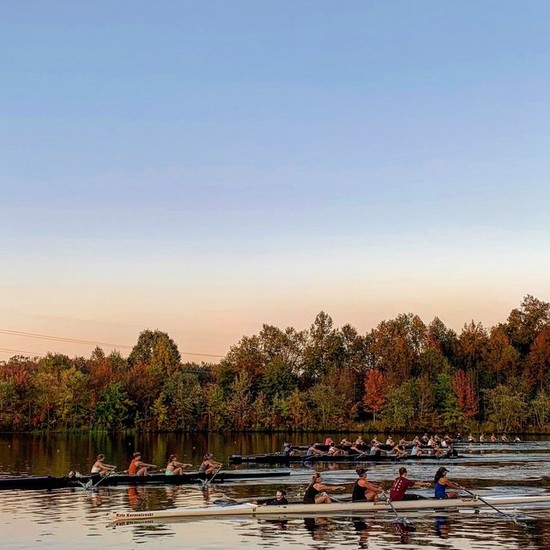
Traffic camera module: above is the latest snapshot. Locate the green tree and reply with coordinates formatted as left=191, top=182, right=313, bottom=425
left=435, top=372, right=464, bottom=429
left=381, top=380, right=417, bottom=429
left=94, top=382, right=133, bottom=429
left=226, top=371, right=253, bottom=430
left=128, top=330, right=181, bottom=374
left=153, top=372, right=203, bottom=430
left=302, top=312, right=345, bottom=384
left=485, top=384, right=528, bottom=431
left=530, top=390, right=550, bottom=430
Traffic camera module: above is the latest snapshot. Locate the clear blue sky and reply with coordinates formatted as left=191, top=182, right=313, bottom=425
left=1, top=1, right=549, bottom=359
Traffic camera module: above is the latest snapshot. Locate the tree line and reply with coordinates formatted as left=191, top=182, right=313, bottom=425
left=1, top=295, right=549, bottom=433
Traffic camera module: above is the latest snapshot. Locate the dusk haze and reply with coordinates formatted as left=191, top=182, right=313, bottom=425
left=2, top=1, right=549, bottom=360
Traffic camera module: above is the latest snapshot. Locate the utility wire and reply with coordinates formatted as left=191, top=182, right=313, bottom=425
left=0, top=328, right=224, bottom=358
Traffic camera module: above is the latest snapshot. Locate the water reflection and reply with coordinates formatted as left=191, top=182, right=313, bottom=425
left=434, top=515, right=450, bottom=538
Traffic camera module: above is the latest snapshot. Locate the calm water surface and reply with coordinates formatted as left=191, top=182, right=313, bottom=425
left=1, top=433, right=549, bottom=549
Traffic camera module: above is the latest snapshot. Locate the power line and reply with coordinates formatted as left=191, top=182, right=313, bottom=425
left=0, top=328, right=225, bottom=359
left=0, top=347, right=44, bottom=357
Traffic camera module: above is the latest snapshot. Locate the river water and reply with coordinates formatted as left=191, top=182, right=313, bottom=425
left=1, top=432, right=549, bottom=549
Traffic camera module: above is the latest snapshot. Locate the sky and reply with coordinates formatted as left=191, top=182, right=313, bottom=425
left=1, top=1, right=549, bottom=361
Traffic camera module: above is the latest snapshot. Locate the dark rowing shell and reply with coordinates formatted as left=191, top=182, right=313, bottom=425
left=0, top=470, right=291, bottom=491
left=228, top=451, right=458, bottom=465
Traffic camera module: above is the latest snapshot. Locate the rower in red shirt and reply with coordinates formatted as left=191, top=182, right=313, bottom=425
left=390, top=467, right=430, bottom=501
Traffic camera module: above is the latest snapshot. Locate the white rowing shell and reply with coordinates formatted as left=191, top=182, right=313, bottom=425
left=111, top=495, right=550, bottom=521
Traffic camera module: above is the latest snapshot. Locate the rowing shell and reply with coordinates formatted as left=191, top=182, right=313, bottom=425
left=111, top=495, right=550, bottom=521
left=0, top=470, right=291, bottom=491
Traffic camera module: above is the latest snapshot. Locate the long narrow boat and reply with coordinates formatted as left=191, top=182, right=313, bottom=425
left=229, top=452, right=457, bottom=465
left=111, top=494, right=550, bottom=521
left=0, top=470, right=291, bottom=491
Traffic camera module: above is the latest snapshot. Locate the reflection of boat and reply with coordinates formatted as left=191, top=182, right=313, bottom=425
left=0, top=470, right=291, bottom=491
left=111, top=494, right=550, bottom=521
left=229, top=452, right=457, bottom=464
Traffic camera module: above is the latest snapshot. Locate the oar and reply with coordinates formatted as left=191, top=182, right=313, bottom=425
left=382, top=491, right=415, bottom=529
left=202, top=464, right=223, bottom=488
left=90, top=469, right=117, bottom=489
left=462, top=488, right=519, bottom=523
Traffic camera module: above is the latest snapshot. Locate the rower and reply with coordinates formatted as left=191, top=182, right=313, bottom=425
left=410, top=442, right=423, bottom=456
left=128, top=452, right=156, bottom=476
left=283, top=442, right=296, bottom=456
left=327, top=442, right=345, bottom=456
left=339, top=437, right=352, bottom=448
left=165, top=454, right=192, bottom=476
left=350, top=438, right=366, bottom=454
left=324, top=436, right=334, bottom=446
left=490, top=433, right=497, bottom=442
left=305, top=443, right=323, bottom=457
left=199, top=453, right=222, bottom=474
left=501, top=434, right=509, bottom=442
left=434, top=467, right=464, bottom=499
left=91, top=454, right=116, bottom=477
left=479, top=433, right=486, bottom=442
left=352, top=468, right=384, bottom=502
left=389, top=467, right=430, bottom=501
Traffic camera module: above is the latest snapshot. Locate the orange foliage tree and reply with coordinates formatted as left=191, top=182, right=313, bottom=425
left=451, top=369, right=478, bottom=419
left=363, top=369, right=387, bottom=421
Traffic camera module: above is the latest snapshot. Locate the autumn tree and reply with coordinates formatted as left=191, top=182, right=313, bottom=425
left=369, top=313, right=426, bottom=388
left=505, top=295, right=550, bottom=356
left=451, top=369, right=478, bottom=419
left=483, top=325, right=521, bottom=386
left=524, top=328, right=550, bottom=394
left=363, top=369, right=387, bottom=421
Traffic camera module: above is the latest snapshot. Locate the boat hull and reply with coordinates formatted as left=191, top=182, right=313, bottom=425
left=229, top=453, right=457, bottom=464
left=111, top=495, right=550, bottom=521
left=0, top=471, right=290, bottom=491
